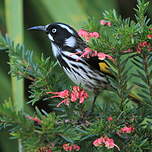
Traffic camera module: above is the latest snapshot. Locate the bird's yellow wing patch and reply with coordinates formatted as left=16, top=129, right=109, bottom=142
left=99, top=61, right=111, bottom=75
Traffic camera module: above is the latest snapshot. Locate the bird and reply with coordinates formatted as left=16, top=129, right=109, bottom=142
left=28, top=22, right=140, bottom=113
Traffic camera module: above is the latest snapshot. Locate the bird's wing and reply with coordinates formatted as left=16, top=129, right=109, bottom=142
left=85, top=56, right=114, bottom=78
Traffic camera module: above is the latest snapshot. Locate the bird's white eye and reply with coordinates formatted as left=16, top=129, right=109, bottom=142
left=52, top=28, right=57, bottom=33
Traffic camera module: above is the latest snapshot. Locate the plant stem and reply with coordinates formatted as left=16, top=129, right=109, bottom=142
left=142, top=52, right=152, bottom=100
left=5, top=0, right=24, bottom=151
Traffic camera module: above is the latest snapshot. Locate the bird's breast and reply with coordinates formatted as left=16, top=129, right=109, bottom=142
left=51, top=43, right=108, bottom=90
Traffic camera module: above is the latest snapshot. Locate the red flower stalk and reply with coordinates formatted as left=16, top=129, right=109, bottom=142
left=147, top=34, right=152, bottom=39
left=120, top=126, right=135, bottom=133
left=26, top=116, right=41, bottom=124
left=93, top=136, right=120, bottom=150
left=47, top=90, right=69, bottom=98
left=121, top=48, right=133, bottom=53
left=47, top=86, right=88, bottom=107
left=107, top=116, right=113, bottom=121
left=63, top=143, right=80, bottom=151
left=78, top=29, right=100, bottom=41
left=56, top=99, right=70, bottom=107
left=47, top=90, right=70, bottom=107
left=100, top=20, right=112, bottom=27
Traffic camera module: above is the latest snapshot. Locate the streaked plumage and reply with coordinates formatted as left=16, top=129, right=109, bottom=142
left=44, top=23, right=111, bottom=92
left=28, top=22, right=140, bottom=108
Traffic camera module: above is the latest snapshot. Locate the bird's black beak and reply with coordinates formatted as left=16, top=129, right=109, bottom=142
left=27, top=25, right=47, bottom=32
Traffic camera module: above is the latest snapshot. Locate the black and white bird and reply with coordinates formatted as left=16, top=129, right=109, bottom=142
left=29, top=22, right=140, bottom=110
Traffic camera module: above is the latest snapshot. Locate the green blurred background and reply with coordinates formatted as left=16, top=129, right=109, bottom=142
left=0, top=0, right=152, bottom=151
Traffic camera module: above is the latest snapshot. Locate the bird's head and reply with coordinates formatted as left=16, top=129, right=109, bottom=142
left=28, top=22, right=82, bottom=49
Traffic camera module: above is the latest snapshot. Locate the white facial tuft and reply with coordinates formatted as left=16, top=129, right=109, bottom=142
left=58, top=24, right=74, bottom=34
left=64, top=36, right=76, bottom=48
left=48, top=34, right=54, bottom=41
left=51, top=43, right=60, bottom=57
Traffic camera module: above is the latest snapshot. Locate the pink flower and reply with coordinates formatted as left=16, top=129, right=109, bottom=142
left=147, top=34, right=152, bottom=39
left=136, top=41, right=151, bottom=52
left=63, top=144, right=71, bottom=151
left=100, top=20, right=112, bottom=26
left=89, top=32, right=100, bottom=38
left=78, top=29, right=91, bottom=41
left=56, top=99, right=70, bottom=107
left=78, top=29, right=100, bottom=41
left=71, top=86, right=88, bottom=104
left=79, top=89, right=89, bottom=103
left=100, top=20, right=107, bottom=25
left=47, top=86, right=88, bottom=107
left=107, top=116, right=113, bottom=121
left=104, top=138, right=115, bottom=149
left=79, top=47, right=94, bottom=58
left=93, top=138, right=104, bottom=147
left=78, top=29, right=88, bottom=37
left=120, top=126, right=134, bottom=133
left=48, top=90, right=70, bottom=107
left=79, top=47, right=113, bottom=61
left=107, top=22, right=112, bottom=27
left=68, top=146, right=73, bottom=151
left=139, top=41, right=150, bottom=47
left=71, top=86, right=80, bottom=102
left=93, top=136, right=120, bottom=151
left=63, top=143, right=80, bottom=151
left=97, top=52, right=113, bottom=60
left=26, top=116, right=41, bottom=124
left=72, top=144, right=80, bottom=151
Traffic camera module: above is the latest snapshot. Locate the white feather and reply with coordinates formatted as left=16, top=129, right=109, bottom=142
left=48, top=34, right=54, bottom=41
left=62, top=51, right=81, bottom=61
left=64, top=36, right=76, bottom=47
left=51, top=43, right=60, bottom=57
left=58, top=24, right=74, bottom=34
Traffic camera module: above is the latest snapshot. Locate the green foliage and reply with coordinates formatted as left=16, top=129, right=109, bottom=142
left=0, top=34, right=63, bottom=104
left=132, top=50, right=152, bottom=105
left=0, top=0, right=152, bottom=152
left=0, top=98, right=32, bottom=130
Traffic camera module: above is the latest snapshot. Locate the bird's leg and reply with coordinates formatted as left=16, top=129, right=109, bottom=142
left=86, top=93, right=99, bottom=116
left=90, top=94, right=98, bottom=113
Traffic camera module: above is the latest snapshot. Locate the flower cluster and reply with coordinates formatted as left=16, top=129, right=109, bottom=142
left=26, top=116, right=41, bottom=124
left=136, top=41, right=152, bottom=53
left=100, top=20, right=112, bottom=27
left=62, top=143, right=80, bottom=151
left=122, top=41, right=152, bottom=54
left=47, top=86, right=88, bottom=107
left=79, top=47, right=113, bottom=60
left=93, top=136, right=120, bottom=150
left=119, top=126, right=135, bottom=133
left=78, top=29, right=100, bottom=41
left=71, top=86, right=88, bottom=103
left=77, top=21, right=113, bottom=61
